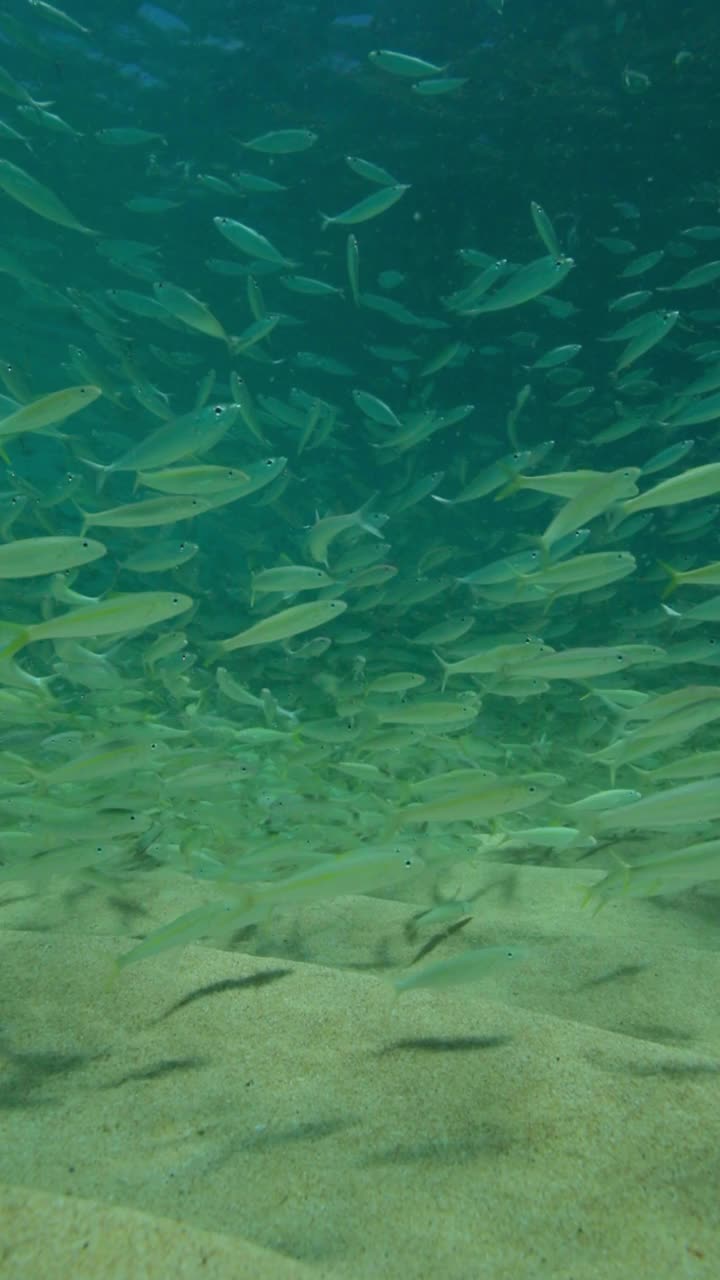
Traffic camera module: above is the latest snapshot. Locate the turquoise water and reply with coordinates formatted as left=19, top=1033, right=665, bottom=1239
left=1, top=3, right=720, bottom=1276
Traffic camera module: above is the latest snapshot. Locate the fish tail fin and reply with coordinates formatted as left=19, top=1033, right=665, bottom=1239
left=319, top=213, right=332, bottom=231
left=70, top=501, right=90, bottom=536
left=356, top=490, right=384, bottom=537
left=359, top=515, right=384, bottom=538
left=0, top=623, right=29, bottom=663
left=380, top=815, right=401, bottom=842
left=432, top=649, right=451, bottom=692
left=659, top=561, right=680, bottom=598
left=581, top=884, right=605, bottom=914
left=78, top=456, right=109, bottom=494
left=606, top=502, right=629, bottom=533
left=203, top=641, right=225, bottom=667
left=494, top=474, right=523, bottom=501
left=608, top=850, right=634, bottom=897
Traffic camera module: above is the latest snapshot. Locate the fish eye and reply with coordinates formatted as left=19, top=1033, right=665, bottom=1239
left=264, top=458, right=275, bottom=467
left=212, top=404, right=224, bottom=417
left=81, top=539, right=89, bottom=548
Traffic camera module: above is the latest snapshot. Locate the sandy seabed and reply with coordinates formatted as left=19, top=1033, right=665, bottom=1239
left=1, top=860, right=719, bottom=1280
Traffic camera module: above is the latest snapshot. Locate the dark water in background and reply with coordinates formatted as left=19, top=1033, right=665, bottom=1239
left=2, top=0, right=720, bottom=462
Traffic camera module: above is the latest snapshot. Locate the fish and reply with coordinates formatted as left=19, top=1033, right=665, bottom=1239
left=345, top=156, right=399, bottom=186
left=95, top=127, right=165, bottom=146
left=366, top=672, right=426, bottom=693
left=0, top=63, right=53, bottom=108
left=250, top=565, right=334, bottom=601
left=412, top=77, right=468, bottom=96
left=0, top=536, right=106, bottom=578
left=615, top=310, right=678, bottom=371
left=0, top=593, right=192, bottom=660
left=530, top=202, right=562, bottom=257
left=618, top=462, right=720, bottom=517
left=392, top=779, right=548, bottom=827
left=153, top=282, right=229, bottom=342
left=210, top=600, right=347, bottom=655
left=434, top=641, right=551, bottom=690
left=306, top=494, right=386, bottom=565
left=395, top=945, right=529, bottom=992
left=538, top=468, right=640, bottom=551
left=530, top=343, right=582, bottom=370
left=77, top=495, right=213, bottom=531
left=352, top=389, right=402, bottom=427
left=589, top=839, right=720, bottom=903
left=136, top=464, right=250, bottom=496
left=213, top=216, right=295, bottom=267
left=346, top=234, right=360, bottom=305
left=321, top=186, right=409, bottom=229
left=0, top=385, right=101, bottom=440
left=369, top=50, right=446, bottom=78
left=82, top=403, right=239, bottom=489
left=281, top=275, right=343, bottom=298
left=18, top=104, right=82, bottom=138
left=464, top=255, right=575, bottom=315
left=118, top=845, right=421, bottom=968
left=242, top=129, right=317, bottom=153
left=376, top=699, right=479, bottom=726
left=660, top=560, right=720, bottom=595
left=0, top=158, right=97, bottom=233
left=120, top=540, right=198, bottom=573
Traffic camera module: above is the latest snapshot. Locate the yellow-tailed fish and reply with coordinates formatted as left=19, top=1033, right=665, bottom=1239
left=393, top=779, right=548, bottom=827
left=0, top=592, right=192, bottom=659
left=0, top=535, right=105, bottom=578
left=78, top=495, right=212, bottom=531
left=0, top=385, right=101, bottom=439
left=136, top=464, right=250, bottom=496
left=619, top=462, right=720, bottom=517
left=210, top=599, right=347, bottom=655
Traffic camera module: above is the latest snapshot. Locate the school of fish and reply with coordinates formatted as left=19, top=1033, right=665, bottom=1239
left=1, top=4, right=720, bottom=982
